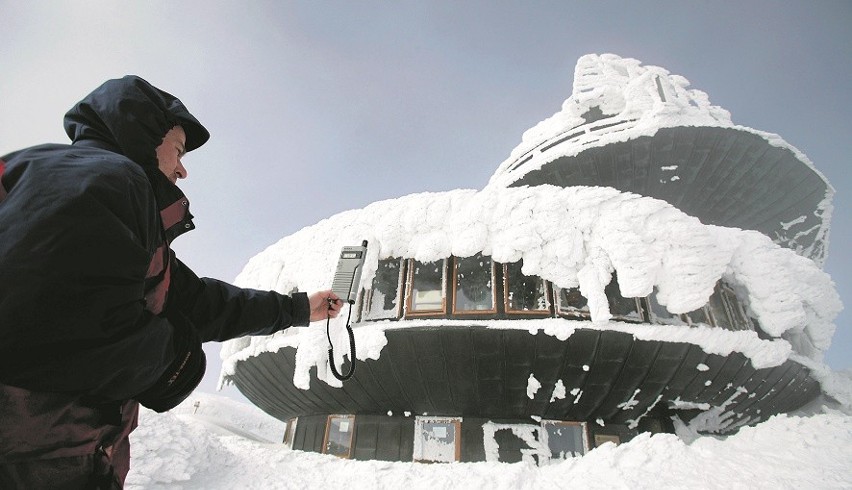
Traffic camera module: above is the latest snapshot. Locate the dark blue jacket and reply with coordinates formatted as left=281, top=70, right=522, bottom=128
left=0, top=76, right=308, bottom=408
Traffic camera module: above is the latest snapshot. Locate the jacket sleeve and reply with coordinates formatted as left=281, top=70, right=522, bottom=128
left=166, top=255, right=310, bottom=343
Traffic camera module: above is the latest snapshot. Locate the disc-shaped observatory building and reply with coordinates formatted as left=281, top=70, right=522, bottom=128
left=220, top=54, right=840, bottom=464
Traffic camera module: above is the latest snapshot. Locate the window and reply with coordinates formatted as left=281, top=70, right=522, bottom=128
left=719, top=283, right=753, bottom=331
left=413, top=417, right=461, bottom=463
left=407, top=259, right=447, bottom=314
left=283, top=417, right=298, bottom=448
left=504, top=261, right=550, bottom=314
left=593, top=433, right=620, bottom=447
left=556, top=286, right=591, bottom=319
left=647, top=288, right=686, bottom=326
left=323, top=415, right=355, bottom=458
left=605, top=275, right=644, bottom=322
left=363, top=258, right=404, bottom=321
left=540, top=421, right=588, bottom=462
left=706, top=284, right=733, bottom=330
left=453, top=253, right=496, bottom=314
left=705, top=282, right=754, bottom=332
left=684, top=305, right=711, bottom=327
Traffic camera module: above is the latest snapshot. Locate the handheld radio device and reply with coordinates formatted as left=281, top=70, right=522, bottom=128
left=327, top=240, right=367, bottom=381
left=331, top=240, right=368, bottom=304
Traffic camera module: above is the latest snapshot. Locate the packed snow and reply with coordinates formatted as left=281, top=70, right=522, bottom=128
left=125, top=390, right=852, bottom=489
left=485, top=54, right=833, bottom=265
left=219, top=185, right=841, bottom=391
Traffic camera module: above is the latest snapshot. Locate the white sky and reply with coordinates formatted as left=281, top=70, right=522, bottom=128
left=2, top=1, right=850, bottom=400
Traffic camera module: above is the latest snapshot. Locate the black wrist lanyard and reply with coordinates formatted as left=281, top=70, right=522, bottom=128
left=326, top=303, right=356, bottom=381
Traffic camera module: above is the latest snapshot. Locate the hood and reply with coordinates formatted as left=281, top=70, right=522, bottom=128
left=63, top=75, right=210, bottom=168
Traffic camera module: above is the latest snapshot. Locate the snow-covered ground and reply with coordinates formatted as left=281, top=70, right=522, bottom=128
left=127, top=389, right=852, bottom=489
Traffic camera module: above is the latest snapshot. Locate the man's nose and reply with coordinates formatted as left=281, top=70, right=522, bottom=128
left=176, top=161, right=188, bottom=180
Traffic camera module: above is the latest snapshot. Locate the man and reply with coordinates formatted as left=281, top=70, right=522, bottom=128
left=0, top=76, right=342, bottom=488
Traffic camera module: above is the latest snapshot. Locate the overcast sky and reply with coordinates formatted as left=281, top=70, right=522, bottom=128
left=3, top=1, right=850, bottom=401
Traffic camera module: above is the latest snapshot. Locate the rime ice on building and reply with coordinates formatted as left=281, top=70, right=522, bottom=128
left=219, top=54, right=841, bottom=464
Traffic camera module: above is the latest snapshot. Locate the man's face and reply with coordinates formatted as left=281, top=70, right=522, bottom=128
left=155, top=125, right=188, bottom=184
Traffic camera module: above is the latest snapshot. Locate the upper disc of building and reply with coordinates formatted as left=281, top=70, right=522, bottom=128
left=487, top=54, right=834, bottom=265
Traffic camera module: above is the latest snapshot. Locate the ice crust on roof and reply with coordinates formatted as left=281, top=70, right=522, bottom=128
left=219, top=184, right=841, bottom=390
left=488, top=53, right=832, bottom=192
left=485, top=54, right=835, bottom=266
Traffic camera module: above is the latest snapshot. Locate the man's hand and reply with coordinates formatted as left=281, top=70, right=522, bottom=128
left=308, top=290, right=344, bottom=322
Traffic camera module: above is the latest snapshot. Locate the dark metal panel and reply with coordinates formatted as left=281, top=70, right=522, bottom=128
left=503, top=329, right=538, bottom=416
left=512, top=127, right=829, bottom=259
left=439, top=328, right=479, bottom=414
left=361, top=332, right=416, bottom=410
left=460, top=417, right=487, bottom=463
left=572, top=330, right=632, bottom=419
left=607, top=340, right=689, bottom=425
left=732, top=362, right=797, bottom=417
left=767, top=366, right=821, bottom=415
left=267, top=348, right=351, bottom=415
left=596, top=339, right=659, bottom=420
left=239, top=351, right=311, bottom=418
left=526, top=331, right=574, bottom=416
left=293, top=415, right=326, bottom=454
left=352, top=417, right=378, bottom=461
left=230, top=326, right=823, bottom=442
left=343, top=347, right=397, bottom=410
left=413, top=329, right=456, bottom=413
left=260, top=347, right=336, bottom=415
left=384, top=328, right=436, bottom=414
left=705, top=352, right=756, bottom=407
left=680, top=354, right=728, bottom=402
left=375, top=417, right=414, bottom=462
left=693, top=353, right=749, bottom=405
left=550, top=330, right=600, bottom=420
left=659, top=345, right=710, bottom=402
left=472, top=327, right=507, bottom=417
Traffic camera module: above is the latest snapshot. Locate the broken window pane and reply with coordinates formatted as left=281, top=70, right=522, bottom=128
left=454, top=253, right=494, bottom=312
left=605, top=275, right=642, bottom=321
left=505, top=261, right=549, bottom=312
left=557, top=287, right=591, bottom=319
left=364, top=258, right=402, bottom=320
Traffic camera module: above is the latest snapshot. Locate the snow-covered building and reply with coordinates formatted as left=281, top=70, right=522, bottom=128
left=219, top=54, right=841, bottom=464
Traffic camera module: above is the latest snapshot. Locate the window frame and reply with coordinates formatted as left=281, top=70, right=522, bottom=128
left=553, top=285, right=592, bottom=320
left=451, top=254, right=498, bottom=315
left=683, top=305, right=713, bottom=327
left=283, top=417, right=298, bottom=448
left=604, top=275, right=646, bottom=323
left=539, top=420, right=589, bottom=462
left=646, top=288, right=687, bottom=326
left=503, top=261, right=552, bottom=316
left=322, top=414, right=356, bottom=459
left=593, top=433, right=620, bottom=447
left=413, top=416, right=462, bottom=463
left=405, top=258, right=448, bottom=316
left=361, top=257, right=405, bottom=321
left=718, top=283, right=753, bottom=331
